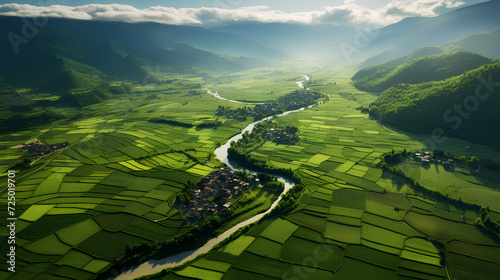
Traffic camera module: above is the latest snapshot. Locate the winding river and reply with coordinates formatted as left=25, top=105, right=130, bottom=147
left=113, top=77, right=315, bottom=280
left=207, top=90, right=243, bottom=103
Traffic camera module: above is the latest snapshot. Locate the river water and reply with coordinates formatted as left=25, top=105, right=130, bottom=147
left=112, top=80, right=316, bottom=280
left=207, top=90, right=242, bottom=103
left=296, top=75, right=311, bottom=90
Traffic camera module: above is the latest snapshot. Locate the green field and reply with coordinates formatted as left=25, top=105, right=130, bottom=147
left=1, top=65, right=500, bottom=280
left=145, top=67, right=500, bottom=280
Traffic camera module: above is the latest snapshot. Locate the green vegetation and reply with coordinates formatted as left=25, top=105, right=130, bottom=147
left=369, top=61, right=500, bottom=148
left=220, top=236, right=255, bottom=256
left=475, top=207, right=500, bottom=242
left=353, top=51, right=497, bottom=93
left=260, top=218, right=299, bottom=243
left=227, top=120, right=306, bottom=179
left=141, top=67, right=500, bottom=280
left=1, top=44, right=500, bottom=280
left=216, top=89, right=324, bottom=121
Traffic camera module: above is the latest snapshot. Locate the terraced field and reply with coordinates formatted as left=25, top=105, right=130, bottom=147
left=144, top=69, right=500, bottom=280
left=0, top=79, right=262, bottom=279
left=1, top=68, right=499, bottom=280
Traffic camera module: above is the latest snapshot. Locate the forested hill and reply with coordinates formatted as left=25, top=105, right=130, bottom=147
left=0, top=16, right=264, bottom=107
left=369, top=61, right=500, bottom=148
left=352, top=51, right=497, bottom=93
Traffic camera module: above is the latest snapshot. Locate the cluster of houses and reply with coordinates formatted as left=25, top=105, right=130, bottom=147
left=25, top=143, right=68, bottom=157
left=414, top=152, right=454, bottom=167
left=11, top=140, right=68, bottom=158
left=181, top=169, right=260, bottom=221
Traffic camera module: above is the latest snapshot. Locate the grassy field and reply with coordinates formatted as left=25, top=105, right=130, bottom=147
left=397, top=160, right=500, bottom=211
left=147, top=66, right=500, bottom=280
left=0, top=75, right=258, bottom=278
left=1, top=66, right=499, bottom=280
left=205, top=65, right=310, bottom=101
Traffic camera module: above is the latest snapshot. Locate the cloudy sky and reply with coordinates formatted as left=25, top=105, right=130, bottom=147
left=0, top=0, right=490, bottom=27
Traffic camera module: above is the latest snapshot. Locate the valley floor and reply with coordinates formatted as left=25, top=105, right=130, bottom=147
left=0, top=66, right=499, bottom=280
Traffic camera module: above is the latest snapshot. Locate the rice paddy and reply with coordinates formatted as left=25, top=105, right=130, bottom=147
left=1, top=67, right=499, bottom=280
left=144, top=68, right=500, bottom=280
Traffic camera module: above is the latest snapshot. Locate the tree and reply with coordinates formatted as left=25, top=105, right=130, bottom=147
left=286, top=126, right=298, bottom=134
left=467, top=156, right=480, bottom=169
left=381, top=162, right=389, bottom=171
left=384, top=154, right=393, bottom=163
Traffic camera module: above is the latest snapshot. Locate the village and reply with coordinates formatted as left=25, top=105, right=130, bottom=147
left=24, top=142, right=69, bottom=157
left=414, top=151, right=459, bottom=172
left=413, top=151, right=454, bottom=168
left=179, top=169, right=261, bottom=221
left=215, top=89, right=323, bottom=121
left=11, top=138, right=68, bottom=159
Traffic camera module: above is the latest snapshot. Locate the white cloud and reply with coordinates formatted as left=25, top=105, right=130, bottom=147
left=0, top=1, right=475, bottom=28
left=317, top=0, right=468, bottom=26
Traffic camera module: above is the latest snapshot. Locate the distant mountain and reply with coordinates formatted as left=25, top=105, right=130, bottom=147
left=358, top=0, right=500, bottom=67
left=137, top=23, right=288, bottom=60
left=369, top=61, right=500, bottom=148
left=441, top=26, right=500, bottom=59
left=352, top=51, right=497, bottom=93
left=210, top=23, right=359, bottom=61
left=362, top=26, right=500, bottom=68
left=0, top=16, right=277, bottom=107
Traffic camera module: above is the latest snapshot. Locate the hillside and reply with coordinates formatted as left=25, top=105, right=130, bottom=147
left=140, top=22, right=288, bottom=60
left=352, top=51, right=497, bottom=93
left=359, top=0, right=500, bottom=66
left=441, top=26, right=500, bottom=59
left=0, top=16, right=276, bottom=108
left=0, top=83, right=33, bottom=107
left=211, top=23, right=358, bottom=61
left=369, top=61, right=500, bottom=148
left=361, top=25, right=500, bottom=68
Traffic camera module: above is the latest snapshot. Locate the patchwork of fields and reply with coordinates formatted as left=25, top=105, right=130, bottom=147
left=149, top=70, right=500, bottom=280
left=1, top=68, right=499, bottom=280
left=0, top=82, right=259, bottom=279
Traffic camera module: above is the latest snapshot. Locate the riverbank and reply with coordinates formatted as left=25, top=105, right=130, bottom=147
left=109, top=78, right=318, bottom=280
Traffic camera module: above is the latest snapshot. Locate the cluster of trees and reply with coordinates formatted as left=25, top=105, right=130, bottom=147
left=267, top=183, right=304, bottom=217
left=149, top=118, right=193, bottom=128
left=369, top=61, right=500, bottom=148
left=150, top=118, right=223, bottom=129
left=382, top=164, right=480, bottom=214
left=176, top=180, right=202, bottom=204
left=229, top=120, right=300, bottom=158
left=355, top=106, right=369, bottom=113
left=466, top=156, right=480, bottom=170
left=381, top=149, right=408, bottom=167
left=474, top=207, right=500, bottom=242
left=256, top=173, right=285, bottom=193
left=196, top=120, right=223, bottom=129
left=381, top=148, right=498, bottom=172
left=216, top=90, right=323, bottom=121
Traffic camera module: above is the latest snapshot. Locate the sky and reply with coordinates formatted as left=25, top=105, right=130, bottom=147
left=0, top=0, right=490, bottom=27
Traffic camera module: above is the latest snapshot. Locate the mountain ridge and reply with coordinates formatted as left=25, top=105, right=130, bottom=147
left=369, top=61, right=500, bottom=148
left=353, top=51, right=498, bottom=93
